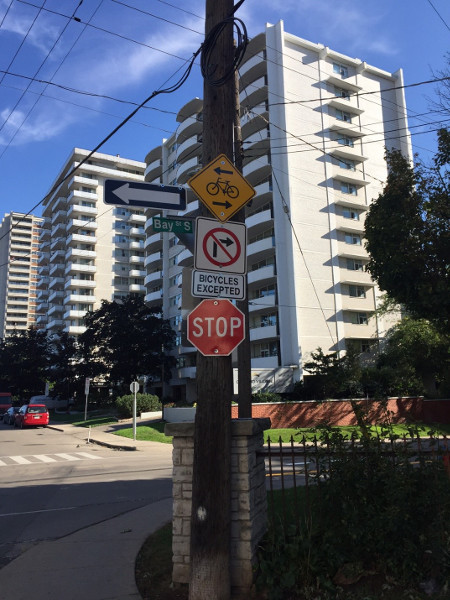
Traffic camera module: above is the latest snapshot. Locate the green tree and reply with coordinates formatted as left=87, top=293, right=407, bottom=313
left=78, top=295, right=176, bottom=393
left=376, top=317, right=449, bottom=397
left=0, top=327, right=50, bottom=399
left=47, top=330, right=79, bottom=401
left=364, top=128, right=449, bottom=333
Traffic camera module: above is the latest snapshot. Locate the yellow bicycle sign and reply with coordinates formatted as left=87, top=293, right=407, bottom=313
left=188, top=154, right=255, bottom=222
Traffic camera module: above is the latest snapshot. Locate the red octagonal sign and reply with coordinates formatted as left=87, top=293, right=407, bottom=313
left=187, top=299, right=245, bottom=356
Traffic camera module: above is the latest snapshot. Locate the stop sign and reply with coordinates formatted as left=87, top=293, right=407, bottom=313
left=187, top=299, right=245, bottom=356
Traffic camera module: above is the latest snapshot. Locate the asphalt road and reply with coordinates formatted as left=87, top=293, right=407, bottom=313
left=0, top=421, right=173, bottom=569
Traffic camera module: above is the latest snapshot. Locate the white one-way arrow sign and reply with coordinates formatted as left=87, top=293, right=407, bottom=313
left=104, top=180, right=186, bottom=210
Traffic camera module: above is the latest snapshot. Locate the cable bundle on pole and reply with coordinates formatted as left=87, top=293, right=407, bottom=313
left=200, top=17, right=248, bottom=86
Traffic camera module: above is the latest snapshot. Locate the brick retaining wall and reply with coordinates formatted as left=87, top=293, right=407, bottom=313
left=230, top=398, right=450, bottom=428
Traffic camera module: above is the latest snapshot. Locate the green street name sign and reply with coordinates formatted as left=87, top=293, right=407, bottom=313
left=152, top=216, right=194, bottom=234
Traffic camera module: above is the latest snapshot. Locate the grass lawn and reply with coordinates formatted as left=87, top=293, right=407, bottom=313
left=50, top=410, right=119, bottom=428
left=114, top=421, right=172, bottom=443
left=264, top=422, right=450, bottom=443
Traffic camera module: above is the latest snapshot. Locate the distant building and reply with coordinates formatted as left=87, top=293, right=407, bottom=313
left=0, top=212, right=43, bottom=338
left=37, top=148, right=146, bottom=336
left=142, top=21, right=410, bottom=401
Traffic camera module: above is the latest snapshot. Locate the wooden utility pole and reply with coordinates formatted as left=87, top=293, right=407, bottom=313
left=189, top=1, right=235, bottom=599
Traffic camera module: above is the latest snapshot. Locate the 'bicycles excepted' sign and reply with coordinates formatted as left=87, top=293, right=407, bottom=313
left=188, top=154, right=256, bottom=222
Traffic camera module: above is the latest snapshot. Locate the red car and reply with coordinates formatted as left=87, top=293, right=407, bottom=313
left=15, top=404, right=49, bottom=428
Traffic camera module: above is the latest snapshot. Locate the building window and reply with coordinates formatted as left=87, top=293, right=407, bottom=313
left=338, top=158, right=355, bottom=171
left=251, top=341, right=279, bottom=358
left=346, top=258, right=365, bottom=271
left=348, top=285, right=366, bottom=298
left=336, top=109, right=352, bottom=123
left=334, top=86, right=350, bottom=100
left=345, top=233, right=362, bottom=245
left=333, top=62, right=348, bottom=78
left=337, top=136, right=354, bottom=148
left=349, top=312, right=368, bottom=325
left=343, top=208, right=360, bottom=220
left=341, top=182, right=357, bottom=195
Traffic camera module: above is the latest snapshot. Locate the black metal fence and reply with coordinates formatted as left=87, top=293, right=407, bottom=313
left=259, top=432, right=450, bottom=533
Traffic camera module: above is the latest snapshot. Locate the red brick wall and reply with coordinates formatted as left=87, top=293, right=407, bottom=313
left=231, top=398, right=450, bottom=428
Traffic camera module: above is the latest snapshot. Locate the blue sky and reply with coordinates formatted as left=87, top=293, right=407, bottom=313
left=0, top=0, right=449, bottom=222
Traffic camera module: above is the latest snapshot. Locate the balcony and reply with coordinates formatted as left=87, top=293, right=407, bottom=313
left=329, top=146, right=367, bottom=164
left=247, top=264, right=276, bottom=286
left=63, top=309, right=88, bottom=320
left=48, top=304, right=64, bottom=317
left=69, top=175, right=98, bottom=188
left=64, top=325, right=86, bottom=335
left=51, top=222, right=66, bottom=238
left=51, top=210, right=67, bottom=225
left=129, top=284, right=145, bottom=294
left=247, top=236, right=275, bottom=261
left=145, top=290, right=163, bottom=304
left=129, top=213, right=146, bottom=225
left=176, top=115, right=202, bottom=144
left=129, top=269, right=146, bottom=278
left=177, top=134, right=202, bottom=162
left=65, top=263, right=97, bottom=275
left=48, top=277, right=64, bottom=289
left=245, top=208, right=273, bottom=236
left=177, top=366, right=197, bottom=380
left=65, top=248, right=96, bottom=260
left=243, top=155, right=271, bottom=186
left=144, top=158, right=162, bottom=181
left=144, top=232, right=162, bottom=252
left=241, top=105, right=269, bottom=139
left=239, top=52, right=266, bottom=90
left=129, top=240, right=144, bottom=251
left=49, top=263, right=65, bottom=276
left=64, top=278, right=96, bottom=290
left=64, top=294, right=96, bottom=304
left=248, top=294, right=276, bottom=313
left=177, top=248, right=193, bottom=267
left=329, top=120, right=366, bottom=138
left=325, top=74, right=362, bottom=93
left=67, top=233, right=97, bottom=245
left=251, top=356, right=279, bottom=369
left=327, top=98, right=364, bottom=116
left=129, top=254, right=144, bottom=265
left=249, top=324, right=278, bottom=342
left=145, top=271, right=163, bottom=286
left=48, top=290, right=64, bottom=303
left=240, top=76, right=268, bottom=109
left=129, top=227, right=145, bottom=237
left=67, top=204, right=98, bottom=218
left=67, top=189, right=98, bottom=204
left=333, top=170, right=369, bottom=187
left=177, top=156, right=200, bottom=184
left=47, top=318, right=64, bottom=329
left=145, top=251, right=162, bottom=268
left=178, top=199, right=199, bottom=217
left=67, top=219, right=98, bottom=232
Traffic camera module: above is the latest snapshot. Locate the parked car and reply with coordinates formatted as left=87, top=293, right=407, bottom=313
left=28, top=395, right=65, bottom=409
left=3, top=406, right=19, bottom=425
left=15, top=404, right=49, bottom=428
left=0, top=393, right=12, bottom=416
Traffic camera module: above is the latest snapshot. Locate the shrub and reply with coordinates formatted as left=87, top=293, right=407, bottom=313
left=115, top=393, right=161, bottom=418
left=252, top=391, right=282, bottom=403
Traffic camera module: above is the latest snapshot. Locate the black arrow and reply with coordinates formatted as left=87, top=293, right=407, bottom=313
left=214, top=166, right=233, bottom=175
left=212, top=200, right=232, bottom=209
left=219, top=237, right=234, bottom=247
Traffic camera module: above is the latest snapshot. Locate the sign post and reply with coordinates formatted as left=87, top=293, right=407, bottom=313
left=84, top=377, right=90, bottom=422
left=130, top=381, right=139, bottom=441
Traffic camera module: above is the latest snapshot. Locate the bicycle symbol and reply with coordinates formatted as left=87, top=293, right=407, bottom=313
left=206, top=177, right=239, bottom=199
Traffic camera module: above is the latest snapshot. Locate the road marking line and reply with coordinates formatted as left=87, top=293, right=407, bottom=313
left=9, top=456, right=32, bottom=464
left=32, top=455, right=57, bottom=463
left=54, top=453, right=81, bottom=461
left=0, top=506, right=77, bottom=518
left=75, top=452, right=102, bottom=460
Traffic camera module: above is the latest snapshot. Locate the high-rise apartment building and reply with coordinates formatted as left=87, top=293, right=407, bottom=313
left=37, top=148, right=146, bottom=335
left=142, top=21, right=410, bottom=401
left=0, top=212, right=43, bottom=339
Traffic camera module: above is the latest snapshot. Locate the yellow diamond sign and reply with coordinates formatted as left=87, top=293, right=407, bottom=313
left=188, top=154, right=256, bottom=222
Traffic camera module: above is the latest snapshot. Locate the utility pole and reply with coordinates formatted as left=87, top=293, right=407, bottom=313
left=189, top=0, right=235, bottom=598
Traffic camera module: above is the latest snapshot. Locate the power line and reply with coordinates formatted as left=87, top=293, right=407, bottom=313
left=110, top=0, right=203, bottom=35
left=425, top=0, right=450, bottom=32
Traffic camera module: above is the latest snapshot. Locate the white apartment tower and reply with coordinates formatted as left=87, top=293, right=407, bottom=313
left=142, top=22, right=410, bottom=401
left=0, top=212, right=43, bottom=338
left=37, top=149, right=146, bottom=336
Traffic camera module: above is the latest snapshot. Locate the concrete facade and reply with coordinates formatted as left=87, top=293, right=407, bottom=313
left=142, top=21, right=410, bottom=402
left=37, top=149, right=146, bottom=337
left=0, top=212, right=43, bottom=338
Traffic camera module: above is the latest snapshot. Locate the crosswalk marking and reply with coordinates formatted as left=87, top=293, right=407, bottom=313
left=32, top=455, right=57, bottom=463
left=54, top=453, right=81, bottom=461
left=10, top=456, right=32, bottom=464
left=0, top=452, right=104, bottom=467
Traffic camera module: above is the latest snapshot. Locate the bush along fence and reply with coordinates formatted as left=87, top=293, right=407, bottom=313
left=256, top=428, right=450, bottom=599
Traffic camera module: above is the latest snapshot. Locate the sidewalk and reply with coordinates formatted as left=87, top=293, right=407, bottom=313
left=0, top=420, right=173, bottom=600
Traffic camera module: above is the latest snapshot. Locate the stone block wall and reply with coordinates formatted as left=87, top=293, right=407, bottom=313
left=165, top=418, right=270, bottom=596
